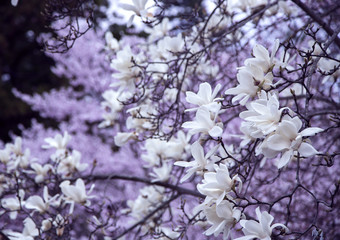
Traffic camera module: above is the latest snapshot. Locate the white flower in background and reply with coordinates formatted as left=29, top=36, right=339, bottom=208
left=125, top=103, right=157, bottom=131
left=225, top=68, right=258, bottom=106
left=30, top=163, right=53, bottom=183
left=157, top=226, right=180, bottom=240
left=110, top=46, right=140, bottom=91
left=7, top=137, right=23, bottom=155
left=182, top=107, right=223, bottom=138
left=244, top=39, right=280, bottom=73
left=168, top=130, right=192, bottom=160
left=197, top=164, right=242, bottom=205
left=195, top=60, right=219, bottom=77
left=264, top=116, right=323, bottom=169
left=25, top=186, right=59, bottom=214
left=146, top=62, right=169, bottom=83
left=239, top=91, right=285, bottom=135
left=126, top=186, right=164, bottom=222
left=119, top=0, right=152, bottom=26
left=230, top=0, right=268, bottom=12
left=278, top=1, right=298, bottom=16
left=11, top=0, right=18, bottom=7
left=318, top=56, right=340, bottom=83
left=146, top=17, right=170, bottom=41
left=60, top=178, right=95, bottom=214
left=205, top=13, right=230, bottom=33
left=238, top=121, right=263, bottom=147
left=280, top=83, right=305, bottom=97
left=203, top=200, right=241, bottom=239
left=6, top=218, right=39, bottom=240
left=185, top=82, right=222, bottom=113
left=6, top=147, right=31, bottom=171
left=1, top=189, right=25, bottom=220
left=42, top=131, right=71, bottom=150
left=105, top=32, right=119, bottom=51
left=235, top=207, right=288, bottom=240
left=0, top=148, right=11, bottom=164
left=149, top=162, right=172, bottom=182
left=114, top=132, right=137, bottom=146
left=101, top=90, right=124, bottom=115
left=57, top=150, right=88, bottom=177
left=98, top=112, right=116, bottom=128
left=156, top=34, right=185, bottom=60
left=142, top=138, right=180, bottom=167
left=174, top=141, right=218, bottom=182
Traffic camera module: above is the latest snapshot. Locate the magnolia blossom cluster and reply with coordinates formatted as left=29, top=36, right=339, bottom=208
left=5, top=0, right=339, bottom=239
left=225, top=41, right=323, bottom=169
left=97, top=0, right=335, bottom=239
left=0, top=133, right=94, bottom=239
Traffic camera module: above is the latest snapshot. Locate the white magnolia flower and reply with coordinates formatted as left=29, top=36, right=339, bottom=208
left=239, top=91, right=285, bottom=135
left=6, top=218, right=39, bottom=240
left=318, top=56, right=340, bottom=83
left=7, top=137, right=23, bottom=155
left=156, top=34, right=185, bottom=60
left=42, top=131, right=71, bottom=150
left=174, top=141, right=218, bottom=182
left=142, top=138, right=186, bottom=167
left=235, top=207, right=288, bottom=240
left=60, top=178, right=95, bottom=213
left=185, top=82, right=222, bottom=113
left=182, top=107, right=223, bottom=138
left=265, top=116, right=323, bottom=169
left=149, top=162, right=172, bottom=182
left=25, top=186, right=59, bottom=214
left=238, top=121, right=263, bottom=147
left=197, top=164, right=242, bottom=205
left=244, top=39, right=280, bottom=73
left=105, top=32, right=119, bottom=51
left=119, top=0, right=152, bottom=26
left=203, top=200, right=241, bottom=239
left=241, top=64, right=274, bottom=90
left=110, top=46, right=140, bottom=91
left=146, top=17, right=170, bottom=41
left=1, top=189, right=25, bottom=219
left=167, top=130, right=192, bottom=160
left=0, top=148, right=11, bottom=164
left=230, top=0, right=268, bottom=12
left=11, top=0, right=18, bottom=6
left=126, top=186, right=164, bottom=222
left=225, top=68, right=258, bottom=106
left=57, top=150, right=88, bottom=177
left=114, top=132, right=137, bottom=147
left=101, top=90, right=124, bottom=115
left=157, top=226, right=180, bottom=240
left=30, top=163, right=53, bottom=183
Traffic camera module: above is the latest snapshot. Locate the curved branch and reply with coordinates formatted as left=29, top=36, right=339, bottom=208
left=88, top=174, right=204, bottom=198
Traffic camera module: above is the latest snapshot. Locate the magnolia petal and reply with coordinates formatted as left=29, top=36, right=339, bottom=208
left=298, top=142, right=319, bottom=157
left=277, top=150, right=293, bottom=169
left=209, top=126, right=223, bottom=138
left=266, top=135, right=290, bottom=151
left=300, top=127, right=323, bottom=137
